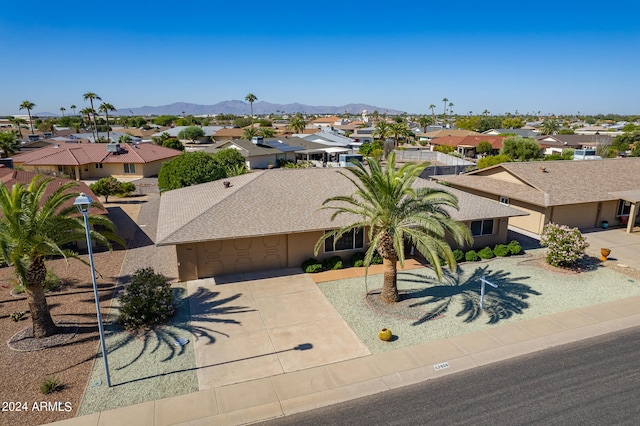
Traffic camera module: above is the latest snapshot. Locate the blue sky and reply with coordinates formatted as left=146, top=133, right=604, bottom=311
left=2, top=1, right=639, bottom=116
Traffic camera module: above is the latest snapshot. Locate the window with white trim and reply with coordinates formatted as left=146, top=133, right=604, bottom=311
left=499, top=196, right=509, bottom=206
left=324, top=228, right=364, bottom=252
left=123, top=163, right=136, bottom=174
left=470, top=219, right=494, bottom=236
left=95, top=163, right=103, bottom=169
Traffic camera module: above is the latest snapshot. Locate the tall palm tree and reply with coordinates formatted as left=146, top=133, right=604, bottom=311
left=0, top=176, right=124, bottom=337
left=98, top=102, right=117, bottom=142
left=448, top=102, right=454, bottom=124
left=429, top=104, right=437, bottom=128
left=19, top=100, right=36, bottom=134
left=245, top=93, right=257, bottom=123
left=540, top=119, right=560, bottom=135
left=389, top=121, right=410, bottom=148
left=70, top=104, right=77, bottom=116
left=373, top=120, right=390, bottom=142
left=9, top=116, right=26, bottom=139
left=80, top=107, right=93, bottom=133
left=315, top=153, right=473, bottom=303
left=60, top=107, right=66, bottom=117
left=288, top=114, right=307, bottom=134
left=0, top=131, right=20, bottom=158
left=418, top=116, right=430, bottom=133
left=83, top=92, right=101, bottom=142
left=442, top=98, right=449, bottom=126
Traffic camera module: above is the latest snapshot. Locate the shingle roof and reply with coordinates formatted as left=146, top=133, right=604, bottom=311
left=156, top=168, right=526, bottom=246
left=435, top=158, right=640, bottom=206
left=12, top=143, right=181, bottom=166
left=432, top=135, right=506, bottom=149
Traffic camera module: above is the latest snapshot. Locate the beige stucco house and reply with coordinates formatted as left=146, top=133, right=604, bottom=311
left=433, top=158, right=640, bottom=236
left=156, top=168, right=526, bottom=281
left=12, top=142, right=181, bottom=181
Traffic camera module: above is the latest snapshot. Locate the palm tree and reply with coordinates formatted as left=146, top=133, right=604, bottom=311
left=9, top=116, right=26, bottom=139
left=60, top=107, right=66, bottom=117
left=448, top=102, right=454, bottom=124
left=0, top=176, right=124, bottom=337
left=242, top=127, right=259, bottom=140
left=418, top=116, right=430, bottom=133
left=98, top=102, right=117, bottom=142
left=0, top=131, right=20, bottom=158
left=83, top=92, right=101, bottom=142
left=315, top=153, right=473, bottom=303
left=80, top=107, right=93, bottom=133
left=245, top=93, right=257, bottom=123
left=70, top=104, right=77, bottom=116
left=258, top=127, right=276, bottom=138
left=428, top=104, right=437, bottom=128
left=288, top=114, right=307, bottom=134
left=373, top=120, right=390, bottom=142
left=19, top=100, right=36, bottom=134
left=389, top=121, right=410, bottom=148
left=540, top=119, right=560, bottom=135
left=442, top=98, right=449, bottom=126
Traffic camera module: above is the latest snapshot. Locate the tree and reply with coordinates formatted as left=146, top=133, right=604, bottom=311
left=288, top=114, right=307, bottom=134
left=315, top=153, right=472, bottom=303
left=258, top=127, right=276, bottom=138
left=98, top=102, right=116, bottom=142
left=442, top=98, right=449, bottom=126
left=162, top=138, right=184, bottom=151
left=540, top=119, right=560, bottom=135
left=0, top=131, right=20, bottom=158
left=500, top=135, right=541, bottom=161
left=178, top=126, right=205, bottom=143
left=428, top=104, right=437, bottom=127
left=59, top=107, right=66, bottom=117
left=501, top=117, right=524, bottom=129
left=418, top=116, right=431, bottom=133
left=19, top=100, right=36, bottom=134
left=158, top=151, right=226, bottom=191
left=9, top=116, right=26, bottom=139
left=213, top=148, right=246, bottom=173
left=83, top=92, right=102, bottom=142
left=389, top=121, right=410, bottom=148
left=89, top=176, right=135, bottom=202
left=476, top=154, right=512, bottom=169
left=245, top=93, right=257, bottom=123
left=0, top=176, right=124, bottom=337
left=242, top=127, right=259, bottom=140
left=476, top=141, right=493, bottom=155
left=70, top=104, right=76, bottom=116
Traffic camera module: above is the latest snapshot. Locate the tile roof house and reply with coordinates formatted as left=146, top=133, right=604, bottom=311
left=156, top=168, right=526, bottom=281
left=433, top=158, right=640, bottom=236
left=536, top=134, right=614, bottom=155
left=430, top=135, right=506, bottom=157
left=11, top=142, right=181, bottom=181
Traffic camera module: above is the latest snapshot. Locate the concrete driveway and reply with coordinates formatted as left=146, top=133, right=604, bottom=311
left=186, top=269, right=371, bottom=390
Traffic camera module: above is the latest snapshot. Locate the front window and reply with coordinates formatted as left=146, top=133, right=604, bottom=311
left=324, top=228, right=364, bottom=252
left=470, top=219, right=494, bottom=236
left=123, top=163, right=136, bottom=174
left=617, top=200, right=631, bottom=216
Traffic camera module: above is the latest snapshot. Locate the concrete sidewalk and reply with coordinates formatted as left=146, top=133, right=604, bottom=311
left=51, top=293, right=640, bottom=426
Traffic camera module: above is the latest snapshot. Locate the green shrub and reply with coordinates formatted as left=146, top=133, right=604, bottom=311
left=350, top=252, right=365, bottom=267
left=453, top=249, right=464, bottom=262
left=371, top=250, right=383, bottom=265
left=493, top=244, right=510, bottom=257
left=540, top=222, right=589, bottom=267
left=465, top=250, right=479, bottom=262
left=118, top=267, right=175, bottom=332
left=507, top=240, right=522, bottom=255
left=478, top=247, right=495, bottom=259
left=323, top=255, right=344, bottom=270
left=40, top=377, right=61, bottom=394
left=302, top=258, right=323, bottom=273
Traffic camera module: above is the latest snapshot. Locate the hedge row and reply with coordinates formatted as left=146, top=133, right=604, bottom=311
left=453, top=240, right=522, bottom=263
left=301, top=251, right=383, bottom=273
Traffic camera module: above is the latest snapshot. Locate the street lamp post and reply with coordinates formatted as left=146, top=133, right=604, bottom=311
left=74, top=193, right=111, bottom=387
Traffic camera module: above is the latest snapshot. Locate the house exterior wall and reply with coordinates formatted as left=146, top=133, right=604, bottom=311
left=549, top=203, right=600, bottom=229
left=476, top=169, right=523, bottom=184
left=459, top=218, right=510, bottom=249
left=17, top=161, right=163, bottom=180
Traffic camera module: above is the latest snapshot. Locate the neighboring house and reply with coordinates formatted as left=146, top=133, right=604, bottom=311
left=151, top=126, right=222, bottom=143
left=210, top=127, right=245, bottom=142
left=66, top=132, right=142, bottom=143
left=156, top=168, right=526, bottom=281
left=297, top=130, right=357, bottom=148
left=536, top=134, right=614, bottom=155
left=349, top=127, right=374, bottom=144
left=420, top=129, right=480, bottom=139
left=12, top=142, right=181, bottom=181
left=483, top=128, right=539, bottom=138
left=433, top=158, right=640, bottom=236
left=430, top=135, right=506, bottom=157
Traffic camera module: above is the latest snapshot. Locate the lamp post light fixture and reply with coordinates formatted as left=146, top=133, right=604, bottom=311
left=74, top=192, right=111, bottom=387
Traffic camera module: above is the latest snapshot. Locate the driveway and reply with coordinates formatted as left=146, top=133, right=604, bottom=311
left=186, top=270, right=371, bottom=390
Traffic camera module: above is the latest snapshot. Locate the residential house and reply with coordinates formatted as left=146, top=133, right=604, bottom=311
left=536, top=134, right=614, bottom=156
left=210, top=127, right=245, bottom=142
left=156, top=168, right=526, bottom=281
left=483, top=129, right=539, bottom=138
left=297, top=130, right=358, bottom=149
left=430, top=135, right=506, bottom=158
left=12, top=142, right=181, bottom=181
left=432, top=158, right=640, bottom=236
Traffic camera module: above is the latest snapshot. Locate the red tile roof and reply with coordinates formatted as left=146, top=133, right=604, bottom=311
left=433, top=135, right=506, bottom=149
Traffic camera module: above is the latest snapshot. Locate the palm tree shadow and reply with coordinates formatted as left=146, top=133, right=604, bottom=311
left=406, top=265, right=540, bottom=326
left=106, top=286, right=255, bottom=370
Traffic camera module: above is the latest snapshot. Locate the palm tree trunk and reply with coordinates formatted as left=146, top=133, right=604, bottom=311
left=380, top=256, right=399, bottom=303
left=25, top=258, right=58, bottom=338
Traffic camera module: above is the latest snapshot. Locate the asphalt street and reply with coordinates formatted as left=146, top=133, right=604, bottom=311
left=261, top=325, right=640, bottom=426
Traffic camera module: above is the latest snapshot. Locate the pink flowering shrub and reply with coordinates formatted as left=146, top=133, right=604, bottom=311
left=540, top=222, right=589, bottom=268
left=119, top=267, right=175, bottom=331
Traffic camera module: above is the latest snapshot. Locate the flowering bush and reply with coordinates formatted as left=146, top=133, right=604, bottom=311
left=540, top=222, right=589, bottom=268
left=118, top=267, right=175, bottom=331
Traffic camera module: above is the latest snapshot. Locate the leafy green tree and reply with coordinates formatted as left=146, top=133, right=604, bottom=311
left=622, top=123, right=640, bottom=132
left=89, top=176, right=136, bottom=202
left=456, top=116, right=481, bottom=131
left=434, top=144, right=455, bottom=154
left=0, top=131, right=20, bottom=158
left=288, top=114, right=307, bottom=134
left=98, top=102, right=117, bottom=142
left=19, top=100, right=36, bottom=134
left=162, top=138, right=184, bottom=151
left=245, top=93, right=257, bottom=123
left=213, top=148, right=246, bottom=172
left=243, top=127, right=259, bottom=139
left=500, top=135, right=541, bottom=161
left=0, top=176, right=124, bottom=337
left=258, top=127, right=276, bottom=138
left=314, top=153, right=472, bottom=303
left=178, top=126, right=206, bottom=143
left=558, top=128, right=575, bottom=135
left=153, top=115, right=178, bottom=126
left=501, top=117, right=524, bottom=129
left=476, top=154, right=513, bottom=169
left=233, top=117, right=253, bottom=128
left=477, top=141, right=493, bottom=155
left=83, top=92, right=101, bottom=142
left=158, top=151, right=225, bottom=191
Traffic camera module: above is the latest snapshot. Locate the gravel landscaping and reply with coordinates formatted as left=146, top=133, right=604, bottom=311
left=317, top=249, right=640, bottom=353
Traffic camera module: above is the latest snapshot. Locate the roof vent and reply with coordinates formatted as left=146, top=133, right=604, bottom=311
left=251, top=136, right=264, bottom=145
left=106, top=143, right=120, bottom=153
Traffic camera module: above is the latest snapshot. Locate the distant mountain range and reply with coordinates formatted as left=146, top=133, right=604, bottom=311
left=114, top=101, right=404, bottom=116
